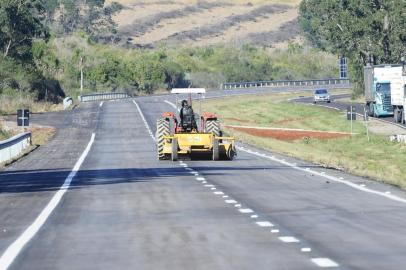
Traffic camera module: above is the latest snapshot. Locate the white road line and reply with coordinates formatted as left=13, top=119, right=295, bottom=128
left=237, top=146, right=406, bottom=204
left=250, top=215, right=258, bottom=219
left=279, top=236, right=300, bottom=243
left=301, top=247, right=312, bottom=252
left=222, top=195, right=229, bottom=198
left=225, top=200, right=237, bottom=204
left=0, top=133, right=96, bottom=270
left=133, top=100, right=155, bottom=141
left=256, top=221, right=274, bottom=227
left=271, top=229, right=279, bottom=233
left=204, top=184, right=214, bottom=187
left=311, top=258, right=339, bottom=268
left=99, top=101, right=104, bottom=107
left=185, top=168, right=193, bottom=171
left=239, top=208, right=254, bottom=213
left=234, top=204, right=241, bottom=208
left=196, top=177, right=205, bottom=181
left=214, top=191, right=224, bottom=195
left=164, top=100, right=177, bottom=109
left=211, top=187, right=216, bottom=190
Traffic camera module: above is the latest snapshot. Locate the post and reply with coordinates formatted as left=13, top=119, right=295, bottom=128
left=80, top=57, right=84, bottom=93
left=364, top=106, right=370, bottom=142
left=350, top=105, right=353, bottom=136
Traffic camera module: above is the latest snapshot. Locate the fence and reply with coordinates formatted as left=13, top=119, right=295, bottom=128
left=78, top=92, right=131, bottom=102
left=0, top=132, right=31, bottom=164
left=222, top=78, right=351, bottom=90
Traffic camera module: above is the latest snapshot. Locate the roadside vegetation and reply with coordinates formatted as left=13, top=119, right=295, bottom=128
left=203, top=92, right=406, bottom=189
left=1, top=0, right=339, bottom=115
left=299, top=0, right=406, bottom=96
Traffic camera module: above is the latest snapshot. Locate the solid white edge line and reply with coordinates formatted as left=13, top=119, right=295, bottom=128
left=133, top=100, right=155, bottom=141
left=164, top=100, right=177, bottom=109
left=0, top=133, right=96, bottom=270
left=237, top=146, right=406, bottom=204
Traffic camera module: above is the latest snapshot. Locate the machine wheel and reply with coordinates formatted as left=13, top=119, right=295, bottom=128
left=171, top=138, right=178, bottom=161
left=206, top=120, right=221, bottom=137
left=212, top=139, right=219, bottom=161
left=156, top=118, right=170, bottom=160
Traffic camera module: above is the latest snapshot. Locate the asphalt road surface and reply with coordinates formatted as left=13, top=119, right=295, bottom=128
left=2, top=89, right=406, bottom=269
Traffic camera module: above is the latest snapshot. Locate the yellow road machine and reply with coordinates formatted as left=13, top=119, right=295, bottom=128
left=156, top=88, right=236, bottom=161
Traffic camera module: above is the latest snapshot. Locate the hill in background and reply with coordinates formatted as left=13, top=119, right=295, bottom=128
left=106, top=0, right=302, bottom=48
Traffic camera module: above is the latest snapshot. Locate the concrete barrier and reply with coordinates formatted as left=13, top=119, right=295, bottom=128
left=0, top=132, right=31, bottom=164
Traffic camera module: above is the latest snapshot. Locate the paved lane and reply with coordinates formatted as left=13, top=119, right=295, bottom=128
left=2, top=94, right=406, bottom=269
left=2, top=100, right=315, bottom=270
left=138, top=95, right=406, bottom=270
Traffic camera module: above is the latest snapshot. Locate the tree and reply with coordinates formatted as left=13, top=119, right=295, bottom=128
left=299, top=0, right=406, bottom=95
left=0, top=0, right=49, bottom=62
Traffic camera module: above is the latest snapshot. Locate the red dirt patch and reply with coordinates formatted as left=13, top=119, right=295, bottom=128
left=226, top=126, right=350, bottom=141
left=224, top=117, right=252, bottom=123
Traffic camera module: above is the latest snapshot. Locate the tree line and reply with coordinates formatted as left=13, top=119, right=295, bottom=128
left=299, top=0, right=406, bottom=95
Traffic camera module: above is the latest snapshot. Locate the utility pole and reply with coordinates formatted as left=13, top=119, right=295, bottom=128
left=80, top=57, right=84, bottom=93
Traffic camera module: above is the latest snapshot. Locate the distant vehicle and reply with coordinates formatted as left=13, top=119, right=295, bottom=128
left=364, top=64, right=399, bottom=118
left=313, top=89, right=330, bottom=103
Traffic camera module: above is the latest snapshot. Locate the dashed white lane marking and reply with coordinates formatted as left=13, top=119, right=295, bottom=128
left=234, top=204, right=241, bottom=208
left=99, top=101, right=104, bottom=107
left=164, top=100, right=177, bottom=109
left=222, top=195, right=229, bottom=198
left=214, top=191, right=224, bottom=195
left=238, top=146, right=406, bottom=204
left=256, top=221, right=274, bottom=227
left=271, top=229, right=279, bottom=233
left=279, top=236, right=300, bottom=243
left=211, top=187, right=216, bottom=190
left=196, top=177, right=205, bottom=181
left=225, top=200, right=237, bottom=204
left=0, top=133, right=96, bottom=270
left=250, top=215, right=258, bottom=219
left=239, top=208, right=254, bottom=213
left=204, top=184, right=214, bottom=187
left=301, top=247, right=312, bottom=252
left=190, top=171, right=198, bottom=174
left=133, top=100, right=155, bottom=141
left=311, top=258, right=339, bottom=268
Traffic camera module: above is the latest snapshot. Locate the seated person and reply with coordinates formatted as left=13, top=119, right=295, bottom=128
left=179, top=100, right=197, bottom=132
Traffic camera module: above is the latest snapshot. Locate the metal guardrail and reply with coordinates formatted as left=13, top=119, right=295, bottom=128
left=78, top=92, right=131, bottom=102
left=0, top=132, right=31, bottom=164
left=221, top=78, right=351, bottom=90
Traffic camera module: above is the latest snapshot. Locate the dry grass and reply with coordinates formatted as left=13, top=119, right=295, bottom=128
left=108, top=0, right=301, bottom=47
left=191, top=8, right=298, bottom=47
left=0, top=95, right=64, bottom=115
left=202, top=90, right=406, bottom=189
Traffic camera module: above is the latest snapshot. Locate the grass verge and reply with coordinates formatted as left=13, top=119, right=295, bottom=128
left=202, top=91, right=406, bottom=189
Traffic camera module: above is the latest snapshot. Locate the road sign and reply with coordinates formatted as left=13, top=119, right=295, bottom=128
left=17, top=109, right=29, bottom=127
left=339, top=57, right=348, bottom=79
left=346, top=106, right=356, bottom=120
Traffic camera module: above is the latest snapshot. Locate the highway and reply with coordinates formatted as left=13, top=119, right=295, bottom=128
left=1, top=89, right=406, bottom=269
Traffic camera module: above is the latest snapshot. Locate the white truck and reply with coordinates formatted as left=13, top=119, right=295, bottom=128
left=364, top=64, right=405, bottom=121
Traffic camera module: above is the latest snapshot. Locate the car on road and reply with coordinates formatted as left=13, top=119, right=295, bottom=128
left=313, top=89, right=331, bottom=103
